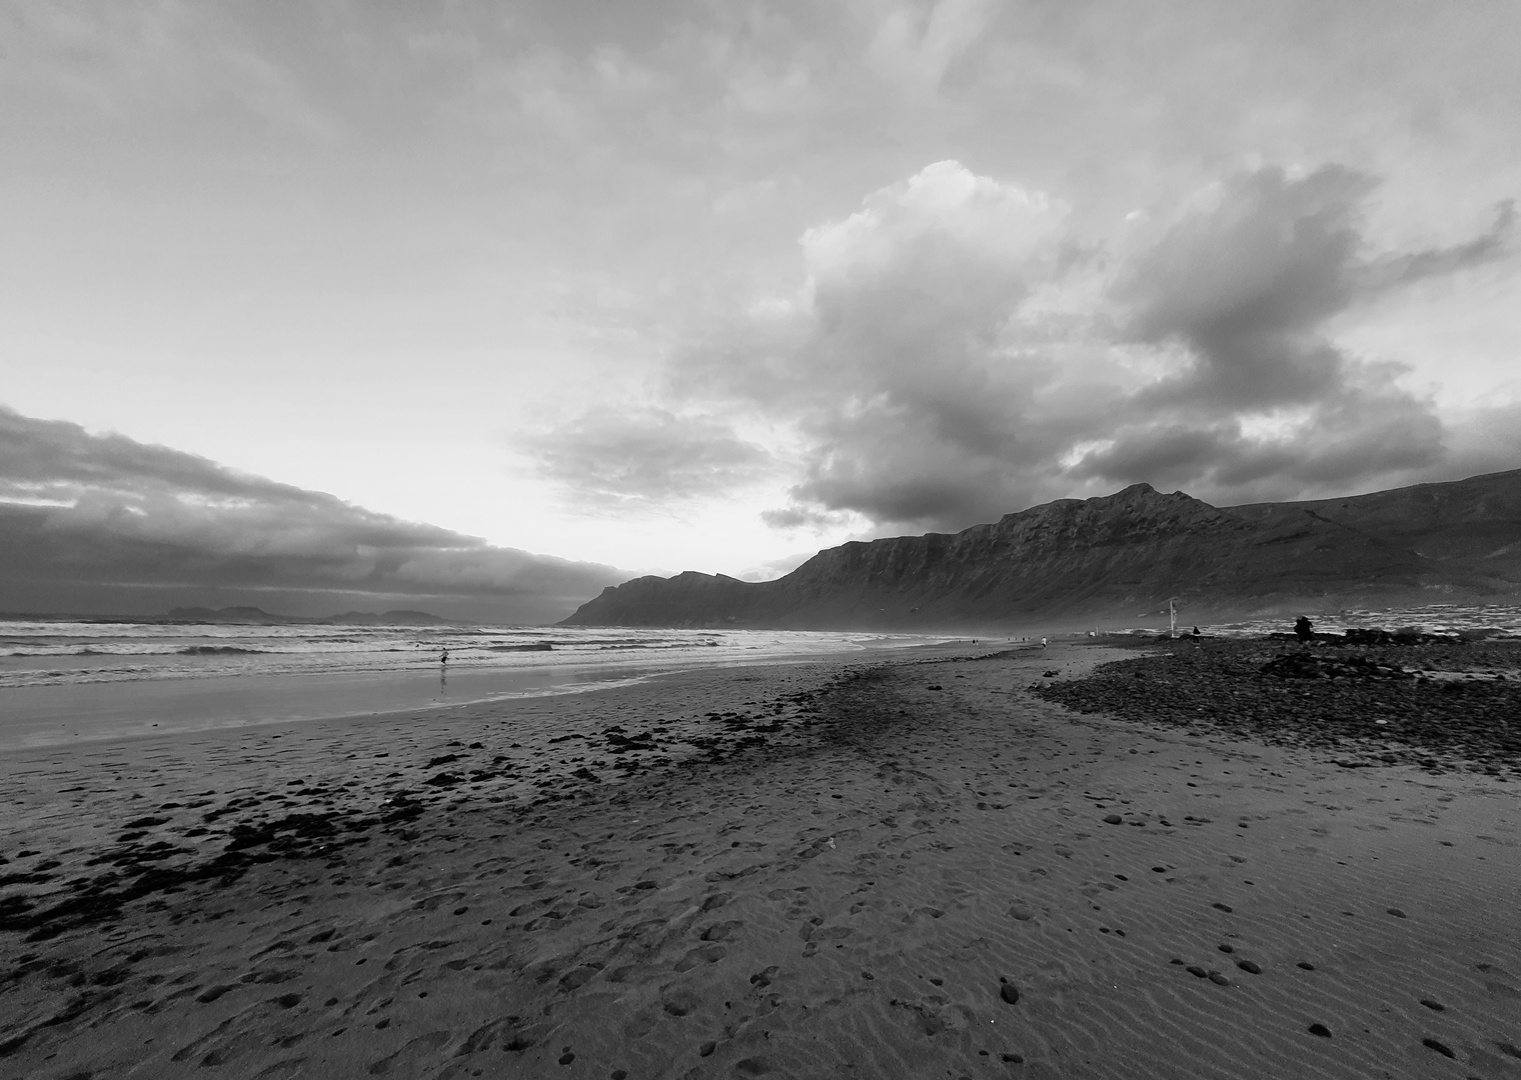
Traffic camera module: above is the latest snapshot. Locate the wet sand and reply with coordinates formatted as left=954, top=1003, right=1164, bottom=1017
left=2, top=642, right=1519, bottom=1079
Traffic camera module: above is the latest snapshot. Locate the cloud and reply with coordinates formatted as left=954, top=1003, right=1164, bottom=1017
left=528, top=405, right=773, bottom=511
left=666, top=160, right=1515, bottom=531
left=735, top=550, right=819, bottom=582
left=865, top=0, right=994, bottom=94
left=758, top=505, right=853, bottom=532
left=0, top=406, right=624, bottom=621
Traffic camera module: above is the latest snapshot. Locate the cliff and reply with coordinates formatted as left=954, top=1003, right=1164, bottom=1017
left=562, top=470, right=1521, bottom=630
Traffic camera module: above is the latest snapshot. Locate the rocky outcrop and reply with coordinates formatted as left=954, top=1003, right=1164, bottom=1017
left=562, top=470, right=1521, bottom=630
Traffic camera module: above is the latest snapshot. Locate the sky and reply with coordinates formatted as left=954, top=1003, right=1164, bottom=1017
left=3, top=0, right=1520, bottom=622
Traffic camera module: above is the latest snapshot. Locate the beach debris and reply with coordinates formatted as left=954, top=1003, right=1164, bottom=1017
left=998, top=978, right=1021, bottom=1004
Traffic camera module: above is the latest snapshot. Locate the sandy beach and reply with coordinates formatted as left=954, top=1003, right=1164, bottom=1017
left=3, top=641, right=1519, bottom=1079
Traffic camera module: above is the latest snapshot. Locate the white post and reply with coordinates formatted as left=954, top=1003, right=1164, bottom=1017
left=1169, top=599, right=1177, bottom=639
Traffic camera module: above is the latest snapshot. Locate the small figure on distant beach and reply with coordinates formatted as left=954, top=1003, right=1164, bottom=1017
left=1191, top=625, right=1200, bottom=638
left=440, top=648, right=449, bottom=666
left=1041, top=637, right=1048, bottom=648
left=1294, top=616, right=1313, bottom=644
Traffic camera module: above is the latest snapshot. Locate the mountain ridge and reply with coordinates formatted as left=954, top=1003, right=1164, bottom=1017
left=561, top=469, right=1521, bottom=631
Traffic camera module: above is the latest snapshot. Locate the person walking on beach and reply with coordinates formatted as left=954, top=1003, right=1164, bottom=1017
left=440, top=647, right=449, bottom=667
left=1294, top=616, right=1313, bottom=644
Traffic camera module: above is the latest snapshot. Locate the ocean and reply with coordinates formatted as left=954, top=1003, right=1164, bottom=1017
left=0, top=621, right=950, bottom=750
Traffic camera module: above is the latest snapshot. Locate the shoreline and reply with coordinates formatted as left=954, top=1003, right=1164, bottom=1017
left=3, top=641, right=1519, bottom=1078
left=0, top=637, right=981, bottom=753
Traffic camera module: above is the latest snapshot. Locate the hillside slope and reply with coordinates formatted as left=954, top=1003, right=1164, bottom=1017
left=563, top=470, right=1521, bottom=630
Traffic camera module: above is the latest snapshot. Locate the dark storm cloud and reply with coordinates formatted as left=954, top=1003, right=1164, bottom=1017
left=0, top=407, right=624, bottom=621
left=1120, top=166, right=1513, bottom=413
left=672, top=161, right=1514, bottom=532
left=529, top=405, right=771, bottom=510
left=1074, top=165, right=1511, bottom=501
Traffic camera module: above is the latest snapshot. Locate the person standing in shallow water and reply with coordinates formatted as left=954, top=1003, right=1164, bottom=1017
left=1294, top=616, right=1313, bottom=644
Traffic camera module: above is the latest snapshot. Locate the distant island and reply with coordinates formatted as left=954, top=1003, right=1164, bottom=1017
left=562, top=468, right=1521, bottom=631
left=162, top=607, right=457, bottom=626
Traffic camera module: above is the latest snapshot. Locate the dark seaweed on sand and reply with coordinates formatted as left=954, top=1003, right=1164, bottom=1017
left=1034, top=639, right=1521, bottom=775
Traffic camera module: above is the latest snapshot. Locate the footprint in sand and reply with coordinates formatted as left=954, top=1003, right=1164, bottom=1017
left=366, top=1030, right=451, bottom=1074
left=674, top=944, right=728, bottom=971
left=662, top=989, right=702, bottom=1016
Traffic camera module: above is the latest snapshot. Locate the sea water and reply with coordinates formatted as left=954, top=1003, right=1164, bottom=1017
left=0, top=622, right=948, bottom=750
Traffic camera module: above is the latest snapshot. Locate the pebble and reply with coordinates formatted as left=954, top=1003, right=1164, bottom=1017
left=1103, top=814, right=1123, bottom=824
left=1236, top=960, right=1261, bottom=975
left=1000, top=1053, right=1024, bottom=1063
left=1386, top=907, right=1407, bottom=918
left=1419, top=998, right=1445, bottom=1011
left=999, top=979, right=1021, bottom=1005
left=1297, top=962, right=1315, bottom=970
left=700, top=1041, right=716, bottom=1057
left=1186, top=965, right=1207, bottom=978
left=1207, top=971, right=1229, bottom=986
left=558, top=1052, right=576, bottom=1065
left=1422, top=1038, right=1455, bottom=1059
left=1308, top=1024, right=1331, bottom=1038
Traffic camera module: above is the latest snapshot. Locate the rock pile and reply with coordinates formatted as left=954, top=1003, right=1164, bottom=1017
left=1035, top=639, right=1521, bottom=776
left=1259, top=653, right=1412, bottom=680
